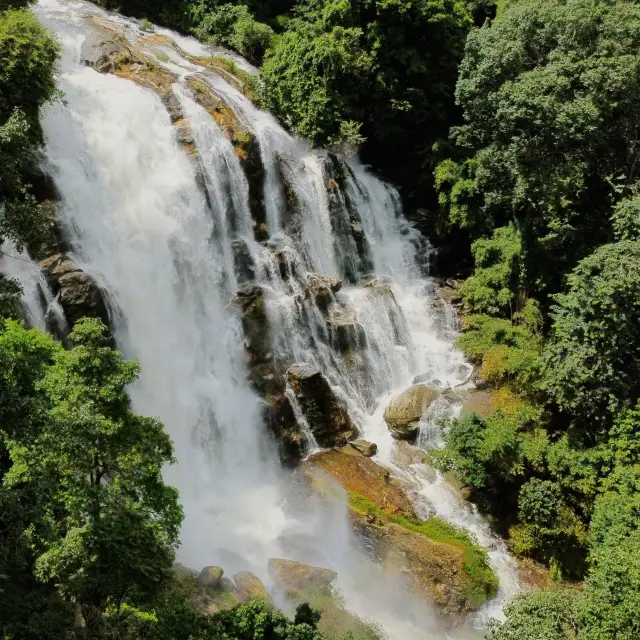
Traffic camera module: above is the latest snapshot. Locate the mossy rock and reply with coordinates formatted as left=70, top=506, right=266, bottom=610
left=305, top=450, right=498, bottom=614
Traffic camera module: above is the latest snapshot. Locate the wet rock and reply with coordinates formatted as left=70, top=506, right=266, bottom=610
left=263, top=394, right=306, bottom=466
left=174, top=119, right=195, bottom=148
left=439, top=280, right=463, bottom=306
left=286, top=364, right=358, bottom=448
left=197, top=566, right=224, bottom=589
left=516, top=557, right=555, bottom=592
left=162, top=91, right=183, bottom=123
left=40, top=253, right=110, bottom=329
left=233, top=571, right=271, bottom=605
left=305, top=273, right=342, bottom=310
left=231, top=238, right=256, bottom=286
left=383, top=385, right=439, bottom=440
left=254, top=222, right=269, bottom=242
left=305, top=449, right=415, bottom=517
left=189, top=580, right=240, bottom=615
left=268, top=559, right=337, bottom=598
left=272, top=246, right=300, bottom=280
left=382, top=525, right=472, bottom=615
left=363, top=278, right=406, bottom=343
left=460, top=390, right=492, bottom=418
left=230, top=285, right=270, bottom=360
left=412, top=373, right=442, bottom=387
left=363, top=278, right=396, bottom=301
left=325, top=306, right=366, bottom=353
left=348, top=439, right=377, bottom=457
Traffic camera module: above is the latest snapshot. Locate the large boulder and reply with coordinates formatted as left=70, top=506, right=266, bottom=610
left=40, top=254, right=110, bottom=329
left=305, top=449, right=415, bottom=517
left=286, top=363, right=358, bottom=448
left=383, top=385, right=439, bottom=440
left=268, top=559, right=337, bottom=598
left=197, top=566, right=224, bottom=589
left=381, top=524, right=475, bottom=614
left=233, top=571, right=271, bottom=605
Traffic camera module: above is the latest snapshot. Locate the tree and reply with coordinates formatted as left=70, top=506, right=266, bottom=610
left=262, top=0, right=471, bottom=193
left=192, top=4, right=274, bottom=63
left=518, top=479, right=561, bottom=528
left=611, top=194, right=640, bottom=242
left=485, top=589, right=578, bottom=640
left=459, top=224, right=522, bottom=316
left=437, top=0, right=640, bottom=293
left=261, top=18, right=373, bottom=146
left=0, top=8, right=58, bottom=252
left=542, top=241, right=640, bottom=430
left=2, top=319, right=182, bottom=635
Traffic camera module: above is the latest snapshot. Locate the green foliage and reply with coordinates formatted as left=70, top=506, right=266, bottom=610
left=611, top=194, right=640, bottom=241
left=434, top=398, right=544, bottom=490
left=0, top=8, right=59, bottom=128
left=485, top=589, right=578, bottom=640
left=542, top=241, right=640, bottom=429
left=518, top=479, right=561, bottom=528
left=262, top=0, right=471, bottom=179
left=103, top=595, right=326, bottom=640
left=261, top=19, right=373, bottom=146
left=460, top=224, right=522, bottom=315
left=438, top=0, right=640, bottom=291
left=194, top=4, right=274, bottom=63
left=456, top=311, right=541, bottom=389
left=0, top=7, right=58, bottom=253
left=0, top=319, right=183, bottom=637
left=0, top=274, right=22, bottom=320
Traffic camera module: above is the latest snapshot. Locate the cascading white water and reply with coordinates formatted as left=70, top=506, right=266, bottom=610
left=0, top=242, right=67, bottom=334
left=15, top=0, right=524, bottom=636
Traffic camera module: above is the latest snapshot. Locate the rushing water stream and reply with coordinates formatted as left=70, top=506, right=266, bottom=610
left=3, top=0, right=523, bottom=636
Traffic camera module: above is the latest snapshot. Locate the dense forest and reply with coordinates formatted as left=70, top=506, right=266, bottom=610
left=2, top=0, right=640, bottom=638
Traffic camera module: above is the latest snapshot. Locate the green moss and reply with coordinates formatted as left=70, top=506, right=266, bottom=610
left=348, top=492, right=498, bottom=607
left=210, top=55, right=260, bottom=103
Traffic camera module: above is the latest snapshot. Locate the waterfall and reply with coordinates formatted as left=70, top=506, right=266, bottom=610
left=0, top=242, right=67, bottom=334
left=18, top=0, right=523, bottom=636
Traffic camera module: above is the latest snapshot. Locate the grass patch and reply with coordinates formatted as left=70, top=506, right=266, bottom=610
left=349, top=492, right=499, bottom=607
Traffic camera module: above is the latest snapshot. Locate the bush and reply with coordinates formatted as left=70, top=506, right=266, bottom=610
left=460, top=224, right=522, bottom=316
left=194, top=4, right=274, bottom=63
left=456, top=312, right=541, bottom=390
left=518, top=479, right=561, bottom=527
left=611, top=195, right=640, bottom=241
